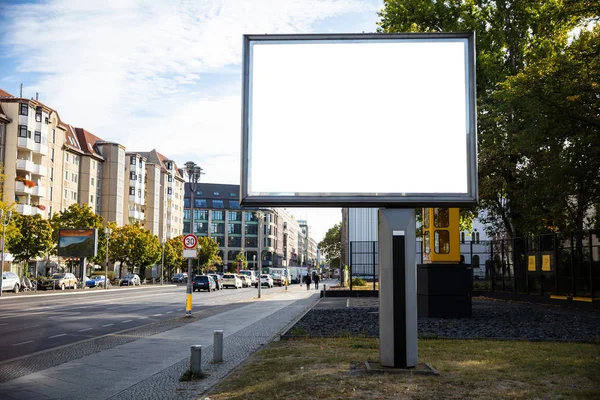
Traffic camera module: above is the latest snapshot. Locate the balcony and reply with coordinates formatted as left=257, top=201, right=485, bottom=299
left=17, top=137, right=48, bottom=156
left=16, top=159, right=47, bottom=176
left=31, top=186, right=46, bottom=197
left=128, top=210, right=144, bottom=220
left=16, top=204, right=44, bottom=216
left=14, top=181, right=32, bottom=195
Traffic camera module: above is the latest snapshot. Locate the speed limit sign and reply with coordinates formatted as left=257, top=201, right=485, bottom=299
left=183, top=234, right=198, bottom=249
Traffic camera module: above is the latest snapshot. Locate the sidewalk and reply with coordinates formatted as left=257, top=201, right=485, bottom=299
left=0, top=283, right=325, bottom=400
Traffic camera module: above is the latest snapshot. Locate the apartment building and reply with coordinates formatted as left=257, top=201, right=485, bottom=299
left=136, top=150, right=185, bottom=241
left=0, top=87, right=182, bottom=243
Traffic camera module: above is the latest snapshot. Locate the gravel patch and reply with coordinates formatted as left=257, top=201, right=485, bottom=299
left=288, top=298, right=600, bottom=343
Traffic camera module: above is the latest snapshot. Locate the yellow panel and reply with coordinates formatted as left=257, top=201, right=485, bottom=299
left=528, top=256, right=536, bottom=271
left=542, top=255, right=551, bottom=271
left=422, top=208, right=460, bottom=263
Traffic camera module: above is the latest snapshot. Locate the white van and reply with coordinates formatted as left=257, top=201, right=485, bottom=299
left=239, top=270, right=257, bottom=286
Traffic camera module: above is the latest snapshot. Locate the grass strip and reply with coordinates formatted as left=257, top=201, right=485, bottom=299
left=207, top=337, right=600, bottom=400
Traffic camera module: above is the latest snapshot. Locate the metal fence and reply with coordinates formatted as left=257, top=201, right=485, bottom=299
left=349, top=230, right=600, bottom=298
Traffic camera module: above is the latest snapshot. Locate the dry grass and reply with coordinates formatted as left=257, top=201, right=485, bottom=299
left=207, top=337, right=600, bottom=400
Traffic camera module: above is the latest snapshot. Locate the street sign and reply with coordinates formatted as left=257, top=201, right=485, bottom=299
left=183, top=234, right=197, bottom=249
left=183, top=249, right=197, bottom=259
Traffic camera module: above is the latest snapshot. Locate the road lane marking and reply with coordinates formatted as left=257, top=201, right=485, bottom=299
left=49, top=334, right=66, bottom=339
left=122, top=320, right=132, bottom=323
left=102, top=324, right=114, bottom=327
left=12, top=340, right=33, bottom=346
left=177, top=309, right=183, bottom=311
left=152, top=314, right=162, bottom=317
left=49, top=312, right=81, bottom=319
left=166, top=311, right=173, bottom=314
left=138, top=317, right=148, bottom=320
left=78, top=328, right=93, bottom=332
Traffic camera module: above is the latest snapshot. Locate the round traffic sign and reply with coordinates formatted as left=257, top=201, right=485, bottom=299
left=183, top=234, right=198, bottom=249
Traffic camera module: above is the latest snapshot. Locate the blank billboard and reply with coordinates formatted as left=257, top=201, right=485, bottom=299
left=241, top=33, right=477, bottom=207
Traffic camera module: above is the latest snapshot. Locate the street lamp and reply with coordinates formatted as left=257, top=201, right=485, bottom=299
left=161, top=240, right=165, bottom=285
left=185, top=161, right=204, bottom=317
left=104, top=227, right=112, bottom=289
left=0, top=210, right=12, bottom=297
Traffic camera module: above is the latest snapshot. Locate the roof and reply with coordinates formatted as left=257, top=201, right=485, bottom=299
left=0, top=103, right=10, bottom=123
left=74, top=127, right=105, bottom=159
left=64, top=125, right=83, bottom=153
left=185, top=183, right=245, bottom=210
left=0, top=88, right=14, bottom=98
left=136, top=149, right=184, bottom=180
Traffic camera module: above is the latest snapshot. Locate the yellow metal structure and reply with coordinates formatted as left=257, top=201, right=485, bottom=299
left=422, top=208, right=460, bottom=263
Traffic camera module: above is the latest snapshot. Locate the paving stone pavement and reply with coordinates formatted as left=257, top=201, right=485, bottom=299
left=0, top=285, right=323, bottom=400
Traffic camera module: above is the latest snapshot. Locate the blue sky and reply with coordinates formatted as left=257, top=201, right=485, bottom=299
left=0, top=0, right=382, bottom=242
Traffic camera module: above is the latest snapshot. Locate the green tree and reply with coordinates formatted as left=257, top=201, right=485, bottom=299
left=110, top=224, right=138, bottom=276
left=7, top=214, right=53, bottom=273
left=164, top=235, right=184, bottom=277
left=196, top=236, right=221, bottom=274
left=51, top=204, right=106, bottom=263
left=109, top=223, right=161, bottom=278
left=318, top=223, right=341, bottom=269
left=235, top=252, right=248, bottom=270
left=378, top=0, right=595, bottom=238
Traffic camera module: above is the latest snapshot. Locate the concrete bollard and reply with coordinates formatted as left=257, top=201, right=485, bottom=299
left=190, top=345, right=202, bottom=374
left=323, top=284, right=327, bottom=297
left=214, top=330, right=224, bottom=363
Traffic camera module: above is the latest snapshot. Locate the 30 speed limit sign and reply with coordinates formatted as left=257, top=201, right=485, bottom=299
left=183, top=234, right=198, bottom=249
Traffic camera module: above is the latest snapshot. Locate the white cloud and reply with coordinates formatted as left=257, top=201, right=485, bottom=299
left=1, top=0, right=381, bottom=242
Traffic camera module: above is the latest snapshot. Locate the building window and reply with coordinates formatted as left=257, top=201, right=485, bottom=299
left=229, top=193, right=236, bottom=197
left=91, top=177, right=94, bottom=186
left=52, top=128, right=56, bottom=143
left=138, top=175, right=142, bottom=183
left=50, top=148, right=54, bottom=162
left=229, top=201, right=241, bottom=209
left=211, top=223, right=225, bottom=234
left=245, top=224, right=258, bottom=235
left=212, top=210, right=224, bottom=220
left=50, top=167, right=53, bottom=180
left=138, top=158, right=142, bottom=167
left=228, top=236, right=241, bottom=247
left=228, top=223, right=242, bottom=235
left=183, top=209, right=190, bottom=220
left=129, top=187, right=135, bottom=195
left=167, top=162, right=172, bottom=170
left=213, top=200, right=224, bottom=208
left=34, top=131, right=41, bottom=143
left=64, top=171, right=68, bottom=180
left=74, top=156, right=79, bottom=165
left=90, top=195, right=94, bottom=203
left=184, top=198, right=190, bottom=208
left=167, top=187, right=173, bottom=195
left=65, top=153, right=69, bottom=163
left=19, top=103, right=28, bottom=116
left=91, top=160, right=95, bottom=169
left=35, top=109, right=42, bottom=122
left=49, top=187, right=53, bottom=201
left=45, top=116, right=49, bottom=124
left=194, top=199, right=207, bottom=208
left=130, top=156, right=136, bottom=165
left=168, top=175, right=173, bottom=182
left=64, top=189, right=67, bottom=199
left=195, top=209, right=208, bottom=220
left=213, top=236, right=225, bottom=246
left=72, top=173, right=77, bottom=183
left=195, top=222, right=208, bottom=235
left=195, top=190, right=203, bottom=196
left=228, top=211, right=241, bottom=221
left=71, top=191, right=77, bottom=201
left=130, top=172, right=136, bottom=180
left=213, top=192, right=220, bottom=196
left=19, top=125, right=27, bottom=138
left=138, top=189, right=141, bottom=198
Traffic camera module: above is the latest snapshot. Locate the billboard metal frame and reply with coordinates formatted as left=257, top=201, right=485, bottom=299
left=57, top=228, right=98, bottom=258
left=240, top=32, right=478, bottom=207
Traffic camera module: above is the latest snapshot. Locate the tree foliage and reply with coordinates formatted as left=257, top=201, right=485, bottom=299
left=196, top=236, right=221, bottom=274
left=318, top=223, right=341, bottom=269
left=51, top=204, right=106, bottom=262
left=164, top=235, right=184, bottom=274
left=7, top=214, right=53, bottom=267
left=378, top=0, right=598, bottom=238
left=110, top=223, right=160, bottom=277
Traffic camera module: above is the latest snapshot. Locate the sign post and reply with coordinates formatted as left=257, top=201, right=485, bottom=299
left=183, top=234, right=198, bottom=317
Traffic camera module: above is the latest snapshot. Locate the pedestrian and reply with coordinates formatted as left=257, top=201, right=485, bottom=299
left=305, top=273, right=311, bottom=290
left=314, top=273, right=320, bottom=290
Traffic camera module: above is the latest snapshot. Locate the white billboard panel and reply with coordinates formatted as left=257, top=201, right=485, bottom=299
left=241, top=33, right=477, bottom=207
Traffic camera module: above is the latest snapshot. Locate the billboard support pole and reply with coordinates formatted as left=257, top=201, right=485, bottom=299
left=79, top=257, right=86, bottom=287
left=378, top=209, right=417, bottom=368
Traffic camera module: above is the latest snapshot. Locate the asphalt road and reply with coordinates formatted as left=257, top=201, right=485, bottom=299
left=0, top=283, right=268, bottom=362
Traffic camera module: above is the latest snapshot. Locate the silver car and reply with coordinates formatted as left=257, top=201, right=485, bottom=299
left=1, top=271, right=20, bottom=292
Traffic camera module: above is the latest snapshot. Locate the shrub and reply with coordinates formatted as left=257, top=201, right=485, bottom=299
left=351, top=277, right=367, bottom=286
left=24, top=180, right=36, bottom=188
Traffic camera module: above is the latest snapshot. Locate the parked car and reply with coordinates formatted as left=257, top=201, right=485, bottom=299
left=271, top=274, right=284, bottom=287
left=39, top=273, right=78, bottom=290
left=239, top=270, right=258, bottom=286
left=239, top=275, right=252, bottom=288
left=192, top=275, right=216, bottom=292
left=260, top=274, right=274, bottom=288
left=86, top=275, right=109, bottom=288
left=221, top=273, right=243, bottom=289
left=209, top=274, right=222, bottom=290
left=120, top=274, right=141, bottom=286
left=172, top=272, right=188, bottom=283
left=1, top=271, right=20, bottom=293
